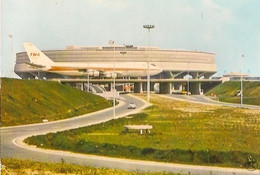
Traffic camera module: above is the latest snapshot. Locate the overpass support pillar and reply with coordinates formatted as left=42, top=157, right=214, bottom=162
left=159, top=82, right=172, bottom=94
left=75, top=83, right=84, bottom=91
left=173, top=83, right=182, bottom=91
left=104, top=83, right=111, bottom=91
left=108, top=83, right=113, bottom=91
left=36, top=72, right=44, bottom=79
left=150, top=83, right=155, bottom=91
left=191, top=72, right=199, bottom=79
left=134, top=82, right=143, bottom=94
left=142, top=83, right=147, bottom=92
left=72, top=83, right=77, bottom=88
left=190, top=82, right=202, bottom=95
left=81, top=82, right=84, bottom=91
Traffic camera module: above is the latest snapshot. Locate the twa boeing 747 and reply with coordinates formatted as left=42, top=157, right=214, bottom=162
left=23, top=43, right=162, bottom=78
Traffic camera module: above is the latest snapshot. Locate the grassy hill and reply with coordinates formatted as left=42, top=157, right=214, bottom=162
left=25, top=94, right=260, bottom=169
left=1, top=78, right=111, bottom=126
left=206, top=81, right=260, bottom=106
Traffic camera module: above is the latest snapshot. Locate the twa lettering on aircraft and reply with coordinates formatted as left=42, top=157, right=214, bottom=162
left=30, top=53, right=40, bottom=56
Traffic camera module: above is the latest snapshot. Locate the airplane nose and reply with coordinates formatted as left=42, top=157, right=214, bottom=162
left=155, top=69, right=163, bottom=75
left=150, top=68, right=163, bottom=76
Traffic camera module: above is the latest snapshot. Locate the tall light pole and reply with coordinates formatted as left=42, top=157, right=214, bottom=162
left=241, top=54, right=244, bottom=106
left=87, top=62, right=90, bottom=93
left=9, top=34, right=13, bottom=78
left=187, top=62, right=190, bottom=99
left=109, top=40, right=116, bottom=118
left=143, top=24, right=155, bottom=106
left=120, top=51, right=126, bottom=92
left=87, top=70, right=90, bottom=93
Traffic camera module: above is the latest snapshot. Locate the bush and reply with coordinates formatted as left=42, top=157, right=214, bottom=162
left=26, top=133, right=260, bottom=169
left=142, top=148, right=156, bottom=155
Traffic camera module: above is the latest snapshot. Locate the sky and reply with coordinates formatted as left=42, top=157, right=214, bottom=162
left=1, top=0, right=260, bottom=77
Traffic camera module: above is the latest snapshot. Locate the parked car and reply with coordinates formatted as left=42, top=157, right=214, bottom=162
left=182, top=90, right=191, bottom=95
left=128, top=102, right=136, bottom=109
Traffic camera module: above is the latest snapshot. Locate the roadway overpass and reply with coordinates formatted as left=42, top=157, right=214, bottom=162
left=51, top=78, right=222, bottom=94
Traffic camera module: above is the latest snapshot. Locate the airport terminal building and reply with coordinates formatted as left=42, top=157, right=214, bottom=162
left=15, top=45, right=219, bottom=94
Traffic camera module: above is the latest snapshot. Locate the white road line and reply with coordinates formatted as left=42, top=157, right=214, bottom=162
left=3, top=94, right=260, bottom=174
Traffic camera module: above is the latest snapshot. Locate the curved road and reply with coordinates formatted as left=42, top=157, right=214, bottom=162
left=1, top=94, right=259, bottom=175
left=165, top=94, right=260, bottom=110
left=1, top=94, right=145, bottom=158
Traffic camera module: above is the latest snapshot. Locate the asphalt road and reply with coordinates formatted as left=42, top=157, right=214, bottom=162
left=165, top=94, right=260, bottom=110
left=1, top=94, right=146, bottom=158
left=1, top=94, right=259, bottom=175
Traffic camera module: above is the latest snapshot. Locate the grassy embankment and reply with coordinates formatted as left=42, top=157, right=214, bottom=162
left=1, top=78, right=111, bottom=126
left=25, top=94, right=260, bottom=169
left=206, top=81, right=260, bottom=106
left=1, top=158, right=179, bottom=175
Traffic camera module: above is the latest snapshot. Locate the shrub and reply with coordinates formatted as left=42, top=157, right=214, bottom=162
left=142, top=148, right=156, bottom=155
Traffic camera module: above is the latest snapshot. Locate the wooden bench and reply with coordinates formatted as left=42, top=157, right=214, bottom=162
left=124, top=125, right=153, bottom=134
left=42, top=119, right=48, bottom=123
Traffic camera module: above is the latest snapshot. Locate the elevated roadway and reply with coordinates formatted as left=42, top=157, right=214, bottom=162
left=51, top=78, right=222, bottom=95
left=51, top=78, right=222, bottom=83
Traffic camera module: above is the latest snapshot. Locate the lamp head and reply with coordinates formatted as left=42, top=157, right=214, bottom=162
left=109, top=40, right=114, bottom=45
left=143, top=25, right=155, bottom=29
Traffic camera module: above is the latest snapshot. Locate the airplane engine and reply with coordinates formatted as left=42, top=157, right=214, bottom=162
left=93, top=71, right=99, bottom=77
left=102, top=72, right=117, bottom=78
left=88, top=70, right=99, bottom=77
left=104, top=72, right=112, bottom=78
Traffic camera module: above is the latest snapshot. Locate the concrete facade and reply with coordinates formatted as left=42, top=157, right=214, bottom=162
left=15, top=45, right=218, bottom=94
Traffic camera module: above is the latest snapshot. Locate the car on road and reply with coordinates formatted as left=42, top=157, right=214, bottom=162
left=182, top=90, right=191, bottom=95
left=128, top=102, right=136, bottom=109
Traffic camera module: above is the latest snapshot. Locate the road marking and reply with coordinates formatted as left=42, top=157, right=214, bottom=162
left=6, top=94, right=260, bottom=174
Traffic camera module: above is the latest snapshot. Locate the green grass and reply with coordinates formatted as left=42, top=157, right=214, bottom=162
left=1, top=78, right=111, bottom=126
left=1, top=158, right=180, bottom=175
left=25, top=95, right=260, bottom=169
left=206, top=81, right=260, bottom=105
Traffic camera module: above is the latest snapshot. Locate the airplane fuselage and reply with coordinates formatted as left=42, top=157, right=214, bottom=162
left=47, top=62, right=162, bottom=77
left=23, top=43, right=162, bottom=78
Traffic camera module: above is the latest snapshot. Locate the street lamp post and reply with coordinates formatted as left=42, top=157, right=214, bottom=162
left=87, top=71, right=90, bottom=92
left=120, top=51, right=127, bottom=92
left=87, top=62, right=90, bottom=93
left=241, top=54, right=244, bottom=107
left=109, top=40, right=116, bottom=118
left=125, top=45, right=134, bottom=93
left=187, top=62, right=190, bottom=99
left=9, top=34, right=13, bottom=78
left=143, top=24, right=155, bottom=106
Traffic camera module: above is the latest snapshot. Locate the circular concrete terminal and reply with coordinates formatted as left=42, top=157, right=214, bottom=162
left=15, top=45, right=217, bottom=80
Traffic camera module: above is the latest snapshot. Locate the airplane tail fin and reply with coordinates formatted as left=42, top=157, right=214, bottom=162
left=23, top=43, right=54, bottom=69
